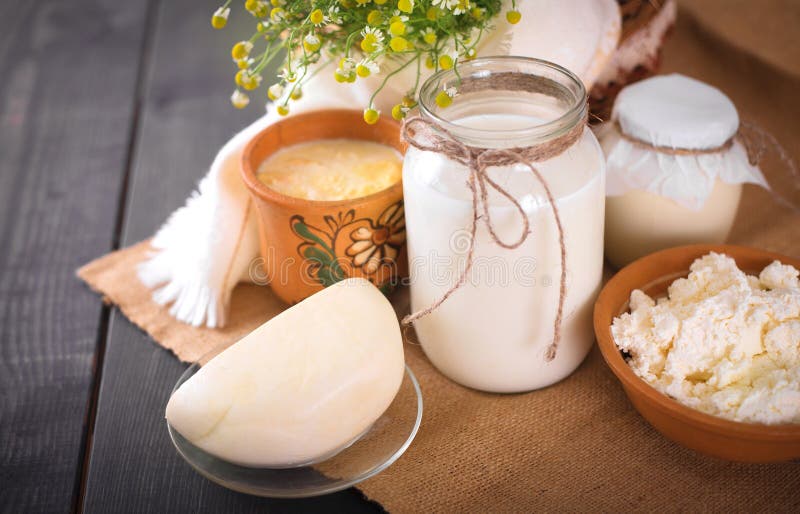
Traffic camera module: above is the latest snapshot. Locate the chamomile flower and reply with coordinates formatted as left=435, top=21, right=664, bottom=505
left=360, top=26, right=385, bottom=53
left=269, top=7, right=285, bottom=22
left=438, top=48, right=458, bottom=70
left=391, top=103, right=409, bottom=120
left=303, top=33, right=321, bottom=52
left=309, top=8, right=328, bottom=25
left=231, top=41, right=253, bottom=61
left=391, top=11, right=409, bottom=23
left=230, top=90, right=250, bottom=109
left=277, top=68, right=297, bottom=83
left=432, top=0, right=459, bottom=11
left=398, top=0, right=414, bottom=14
left=328, top=6, right=343, bottom=24
left=250, top=1, right=269, bottom=18
left=452, top=0, right=471, bottom=15
left=389, top=19, right=406, bottom=36
left=339, top=57, right=356, bottom=74
left=335, top=57, right=357, bottom=83
left=211, top=6, right=230, bottom=29
left=421, top=27, right=437, bottom=45
left=356, top=59, right=380, bottom=77
left=267, top=83, right=284, bottom=101
left=435, top=86, right=457, bottom=107
left=243, top=71, right=263, bottom=90
left=389, top=36, right=409, bottom=52
left=235, top=69, right=261, bottom=90
left=367, top=10, right=383, bottom=25
left=363, top=108, right=380, bottom=124
left=236, top=58, right=255, bottom=69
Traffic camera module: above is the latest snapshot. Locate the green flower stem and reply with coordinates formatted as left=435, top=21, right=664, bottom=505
left=369, top=54, right=420, bottom=108
left=412, top=53, right=421, bottom=95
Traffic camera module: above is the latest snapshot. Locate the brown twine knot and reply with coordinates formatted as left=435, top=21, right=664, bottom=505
left=400, top=115, right=587, bottom=362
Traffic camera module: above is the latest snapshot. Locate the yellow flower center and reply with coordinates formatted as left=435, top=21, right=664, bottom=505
left=389, top=20, right=406, bottom=36
left=438, top=54, right=454, bottom=70
left=363, top=108, right=380, bottom=125
left=361, top=34, right=379, bottom=52
left=356, top=64, right=371, bottom=77
left=389, top=36, right=408, bottom=52
left=435, top=90, right=453, bottom=108
left=309, top=9, right=324, bottom=24
left=398, top=0, right=414, bottom=14
left=506, top=10, right=522, bottom=24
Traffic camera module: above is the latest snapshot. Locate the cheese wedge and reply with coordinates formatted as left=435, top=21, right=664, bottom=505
left=166, top=278, right=405, bottom=468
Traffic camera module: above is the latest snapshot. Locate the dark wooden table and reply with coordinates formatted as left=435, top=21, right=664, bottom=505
left=0, top=1, right=383, bottom=512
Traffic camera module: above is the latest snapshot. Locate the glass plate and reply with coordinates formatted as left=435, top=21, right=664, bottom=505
left=167, top=361, right=423, bottom=498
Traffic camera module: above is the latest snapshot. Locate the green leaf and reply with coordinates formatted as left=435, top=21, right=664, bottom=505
left=316, top=265, right=343, bottom=288
left=293, top=219, right=335, bottom=257
left=303, top=246, right=332, bottom=266
left=330, top=258, right=345, bottom=281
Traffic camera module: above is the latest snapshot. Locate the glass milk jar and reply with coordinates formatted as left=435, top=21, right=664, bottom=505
left=403, top=57, right=605, bottom=393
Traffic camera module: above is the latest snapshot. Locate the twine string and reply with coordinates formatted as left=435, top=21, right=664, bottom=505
left=739, top=121, right=800, bottom=213
left=614, top=120, right=735, bottom=156
left=400, top=115, right=586, bottom=361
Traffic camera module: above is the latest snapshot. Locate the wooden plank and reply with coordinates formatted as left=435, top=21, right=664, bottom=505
left=81, top=1, right=382, bottom=511
left=0, top=1, right=151, bottom=513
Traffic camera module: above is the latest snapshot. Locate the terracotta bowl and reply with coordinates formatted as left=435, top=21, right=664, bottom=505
left=241, top=109, right=407, bottom=305
left=594, top=244, right=800, bottom=462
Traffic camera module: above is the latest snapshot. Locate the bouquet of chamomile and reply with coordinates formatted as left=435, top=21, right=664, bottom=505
left=211, top=0, right=521, bottom=123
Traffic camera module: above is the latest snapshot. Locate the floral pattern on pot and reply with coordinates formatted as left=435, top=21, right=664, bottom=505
left=290, top=201, right=406, bottom=293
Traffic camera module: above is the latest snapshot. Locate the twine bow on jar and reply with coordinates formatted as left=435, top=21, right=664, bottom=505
left=400, top=114, right=588, bottom=361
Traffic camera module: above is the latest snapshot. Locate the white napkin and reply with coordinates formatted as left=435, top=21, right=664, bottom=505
left=138, top=0, right=621, bottom=327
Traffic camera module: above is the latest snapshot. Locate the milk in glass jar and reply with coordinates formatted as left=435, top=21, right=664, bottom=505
left=402, top=57, right=605, bottom=393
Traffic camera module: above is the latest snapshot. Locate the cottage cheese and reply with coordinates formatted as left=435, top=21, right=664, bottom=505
left=611, top=252, right=800, bottom=424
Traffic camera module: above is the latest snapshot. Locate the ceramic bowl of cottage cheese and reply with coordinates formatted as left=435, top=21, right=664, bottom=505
left=594, top=244, right=800, bottom=462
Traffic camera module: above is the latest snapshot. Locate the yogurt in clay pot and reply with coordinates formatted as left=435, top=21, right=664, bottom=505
left=600, top=74, right=768, bottom=268
left=403, top=58, right=605, bottom=393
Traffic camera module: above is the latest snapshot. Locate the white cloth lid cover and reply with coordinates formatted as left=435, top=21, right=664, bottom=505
left=615, top=74, right=739, bottom=150
left=602, top=74, right=768, bottom=210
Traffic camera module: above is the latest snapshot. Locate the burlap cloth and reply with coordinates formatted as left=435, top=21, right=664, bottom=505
left=78, top=2, right=800, bottom=511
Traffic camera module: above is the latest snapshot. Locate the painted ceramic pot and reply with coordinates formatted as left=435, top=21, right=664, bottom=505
left=240, top=109, right=407, bottom=304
